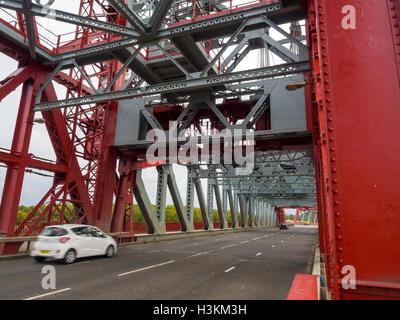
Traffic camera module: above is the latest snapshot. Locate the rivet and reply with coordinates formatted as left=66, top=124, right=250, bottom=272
left=338, top=247, right=343, bottom=252
left=335, top=212, right=341, bottom=217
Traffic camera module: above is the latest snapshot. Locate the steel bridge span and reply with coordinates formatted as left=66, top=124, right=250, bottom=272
left=0, top=0, right=399, bottom=300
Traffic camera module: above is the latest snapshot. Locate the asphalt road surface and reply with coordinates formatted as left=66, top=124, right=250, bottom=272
left=0, top=226, right=317, bottom=300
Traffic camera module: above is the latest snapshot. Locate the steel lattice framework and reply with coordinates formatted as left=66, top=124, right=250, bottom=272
left=0, top=0, right=399, bottom=300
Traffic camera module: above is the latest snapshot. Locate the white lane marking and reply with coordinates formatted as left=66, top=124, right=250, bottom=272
left=281, top=240, right=285, bottom=243
left=240, top=240, right=250, bottom=244
left=118, top=260, right=175, bottom=277
left=253, top=237, right=262, bottom=240
left=189, top=251, right=213, bottom=258
left=66, top=261, right=91, bottom=267
left=225, top=267, right=236, bottom=273
left=256, top=253, right=262, bottom=256
left=221, top=244, right=236, bottom=250
left=24, top=288, right=71, bottom=300
left=147, top=250, right=160, bottom=253
left=272, top=245, right=276, bottom=248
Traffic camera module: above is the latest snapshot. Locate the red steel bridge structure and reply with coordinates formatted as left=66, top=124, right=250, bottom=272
left=0, top=0, right=399, bottom=300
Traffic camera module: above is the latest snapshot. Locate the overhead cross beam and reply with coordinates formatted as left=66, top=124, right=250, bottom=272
left=34, top=61, right=309, bottom=111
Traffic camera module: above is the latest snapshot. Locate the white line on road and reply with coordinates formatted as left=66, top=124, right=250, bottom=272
left=65, top=261, right=91, bottom=267
left=221, top=244, right=236, bottom=250
left=118, top=260, right=175, bottom=277
left=240, top=240, right=250, bottom=244
left=225, top=267, right=236, bottom=273
left=24, top=288, right=72, bottom=300
left=256, top=253, right=262, bottom=256
left=253, top=237, right=262, bottom=240
left=189, top=251, right=213, bottom=258
left=272, top=245, right=276, bottom=248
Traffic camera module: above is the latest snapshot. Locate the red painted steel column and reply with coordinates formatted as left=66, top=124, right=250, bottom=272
left=309, top=0, right=400, bottom=299
left=0, top=80, right=35, bottom=254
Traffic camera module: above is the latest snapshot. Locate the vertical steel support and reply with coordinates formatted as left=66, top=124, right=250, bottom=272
left=227, top=188, right=237, bottom=228
left=214, top=183, right=227, bottom=229
left=207, top=178, right=214, bottom=228
left=133, top=170, right=163, bottom=234
left=185, top=166, right=195, bottom=224
left=194, top=177, right=212, bottom=230
left=165, top=165, right=193, bottom=232
left=308, top=0, right=400, bottom=299
left=155, top=166, right=168, bottom=233
left=238, top=194, right=247, bottom=227
left=0, top=80, right=35, bottom=253
left=248, top=198, right=254, bottom=227
left=234, top=192, right=240, bottom=227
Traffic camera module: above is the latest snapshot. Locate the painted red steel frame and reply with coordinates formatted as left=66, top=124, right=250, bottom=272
left=0, top=0, right=399, bottom=301
left=307, top=0, right=400, bottom=299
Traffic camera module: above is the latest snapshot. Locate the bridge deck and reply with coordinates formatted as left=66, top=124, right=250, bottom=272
left=0, top=226, right=317, bottom=300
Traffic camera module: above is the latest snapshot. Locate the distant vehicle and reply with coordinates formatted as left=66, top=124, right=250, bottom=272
left=279, top=223, right=288, bottom=230
left=289, top=222, right=295, bottom=227
left=303, top=221, right=310, bottom=225
left=30, top=225, right=117, bottom=264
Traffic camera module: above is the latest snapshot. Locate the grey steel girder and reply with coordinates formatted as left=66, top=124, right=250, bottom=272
left=34, top=61, right=309, bottom=111
left=0, top=0, right=141, bottom=37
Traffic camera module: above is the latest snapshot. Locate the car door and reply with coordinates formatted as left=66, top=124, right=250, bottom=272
left=70, top=227, right=92, bottom=257
left=86, top=227, right=107, bottom=255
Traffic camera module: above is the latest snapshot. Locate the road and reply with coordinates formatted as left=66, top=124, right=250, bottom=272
left=0, top=226, right=317, bottom=300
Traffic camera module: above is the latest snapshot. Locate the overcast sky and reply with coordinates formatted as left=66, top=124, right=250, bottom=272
left=0, top=2, right=300, bottom=212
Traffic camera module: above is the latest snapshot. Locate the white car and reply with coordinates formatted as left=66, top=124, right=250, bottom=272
left=30, top=224, right=117, bottom=264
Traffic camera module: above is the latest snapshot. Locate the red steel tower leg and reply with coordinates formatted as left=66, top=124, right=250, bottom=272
left=308, top=0, right=400, bottom=299
left=0, top=79, right=36, bottom=253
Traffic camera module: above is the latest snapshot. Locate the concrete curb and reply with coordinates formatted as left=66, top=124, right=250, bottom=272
left=312, top=242, right=321, bottom=300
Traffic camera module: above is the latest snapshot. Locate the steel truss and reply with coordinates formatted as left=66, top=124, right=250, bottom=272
left=0, top=0, right=398, bottom=300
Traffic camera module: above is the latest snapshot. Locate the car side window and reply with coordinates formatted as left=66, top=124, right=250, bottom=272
left=71, top=227, right=89, bottom=237
left=87, top=227, right=104, bottom=238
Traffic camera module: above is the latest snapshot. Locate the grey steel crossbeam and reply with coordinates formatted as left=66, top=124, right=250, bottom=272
left=157, top=2, right=280, bottom=39
left=0, top=1, right=282, bottom=65
left=21, top=0, right=36, bottom=59
left=0, top=0, right=140, bottom=37
left=148, top=0, right=175, bottom=34
left=107, top=0, right=147, bottom=35
left=34, top=61, right=309, bottom=111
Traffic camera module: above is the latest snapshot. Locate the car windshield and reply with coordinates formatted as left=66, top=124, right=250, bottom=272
left=40, top=227, right=68, bottom=237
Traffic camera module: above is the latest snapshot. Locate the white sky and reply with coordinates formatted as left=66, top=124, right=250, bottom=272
left=0, top=1, right=303, bottom=210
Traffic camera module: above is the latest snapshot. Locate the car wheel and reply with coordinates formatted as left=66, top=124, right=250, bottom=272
left=35, top=256, right=46, bottom=263
left=105, top=245, right=115, bottom=258
left=63, top=249, right=76, bottom=264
